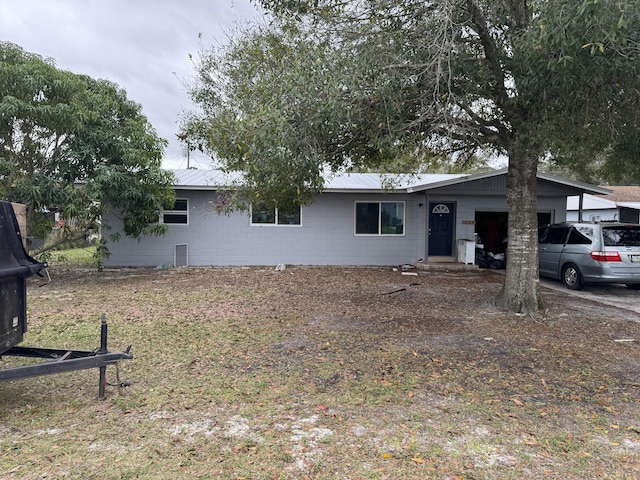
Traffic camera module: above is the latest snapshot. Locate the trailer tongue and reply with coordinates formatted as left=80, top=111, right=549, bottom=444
left=0, top=201, right=132, bottom=399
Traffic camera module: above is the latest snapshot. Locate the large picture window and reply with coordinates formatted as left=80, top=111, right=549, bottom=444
left=162, top=198, right=188, bottom=225
left=355, top=201, right=405, bottom=235
left=251, top=203, right=301, bottom=226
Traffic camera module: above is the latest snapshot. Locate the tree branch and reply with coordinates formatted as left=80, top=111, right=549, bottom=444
left=465, top=0, right=509, bottom=109
left=460, top=104, right=511, bottom=147
left=33, top=230, right=91, bottom=255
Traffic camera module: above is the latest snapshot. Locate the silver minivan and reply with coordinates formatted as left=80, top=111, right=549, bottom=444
left=538, top=222, right=640, bottom=290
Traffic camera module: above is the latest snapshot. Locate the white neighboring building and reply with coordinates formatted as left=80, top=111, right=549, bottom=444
left=567, top=186, right=640, bottom=223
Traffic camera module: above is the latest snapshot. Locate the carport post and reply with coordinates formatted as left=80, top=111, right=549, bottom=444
left=578, top=194, right=584, bottom=222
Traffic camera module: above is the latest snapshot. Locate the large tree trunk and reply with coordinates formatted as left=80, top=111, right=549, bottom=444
left=496, top=144, right=544, bottom=315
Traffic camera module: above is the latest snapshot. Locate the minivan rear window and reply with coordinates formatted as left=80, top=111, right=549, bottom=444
left=602, top=226, right=640, bottom=247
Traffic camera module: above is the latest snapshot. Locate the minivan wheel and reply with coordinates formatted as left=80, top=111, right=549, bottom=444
left=626, top=284, right=640, bottom=290
left=562, top=264, right=583, bottom=290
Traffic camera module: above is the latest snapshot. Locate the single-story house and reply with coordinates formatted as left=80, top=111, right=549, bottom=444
left=567, top=186, right=640, bottom=223
left=102, top=168, right=609, bottom=268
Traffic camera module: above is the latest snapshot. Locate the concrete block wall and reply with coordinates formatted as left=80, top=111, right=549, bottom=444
left=104, top=191, right=426, bottom=267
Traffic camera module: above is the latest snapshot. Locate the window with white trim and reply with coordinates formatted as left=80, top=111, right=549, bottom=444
left=355, top=201, right=405, bottom=235
left=250, top=203, right=301, bottom=226
left=162, top=198, right=188, bottom=225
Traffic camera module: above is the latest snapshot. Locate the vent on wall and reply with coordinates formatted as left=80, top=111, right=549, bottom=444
left=174, top=244, right=188, bottom=267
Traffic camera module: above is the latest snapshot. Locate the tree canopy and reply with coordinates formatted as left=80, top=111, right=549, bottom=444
left=0, top=42, right=175, bottom=258
left=181, top=14, right=489, bottom=209
left=182, top=0, right=640, bottom=314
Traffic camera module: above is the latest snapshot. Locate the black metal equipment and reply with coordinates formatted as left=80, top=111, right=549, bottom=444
left=0, top=201, right=132, bottom=399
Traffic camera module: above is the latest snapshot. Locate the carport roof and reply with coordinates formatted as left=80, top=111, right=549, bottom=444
left=618, top=202, right=640, bottom=211
left=406, top=168, right=612, bottom=195
left=567, top=194, right=616, bottom=210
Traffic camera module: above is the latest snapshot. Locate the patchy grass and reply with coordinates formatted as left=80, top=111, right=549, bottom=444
left=1, top=266, right=639, bottom=479
left=37, top=247, right=98, bottom=268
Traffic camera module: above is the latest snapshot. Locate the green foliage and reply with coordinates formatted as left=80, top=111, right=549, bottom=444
left=94, top=238, right=110, bottom=271
left=513, top=0, right=640, bottom=183
left=182, top=17, right=486, bottom=208
left=0, top=42, right=176, bottom=254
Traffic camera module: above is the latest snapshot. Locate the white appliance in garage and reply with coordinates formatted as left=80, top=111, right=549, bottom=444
left=457, top=239, right=476, bottom=265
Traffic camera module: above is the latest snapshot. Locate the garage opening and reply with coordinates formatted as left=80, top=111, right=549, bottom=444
left=474, top=210, right=553, bottom=256
left=475, top=212, right=508, bottom=254
left=473, top=211, right=552, bottom=269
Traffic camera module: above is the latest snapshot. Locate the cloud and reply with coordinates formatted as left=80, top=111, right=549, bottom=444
left=0, top=0, right=264, bottom=169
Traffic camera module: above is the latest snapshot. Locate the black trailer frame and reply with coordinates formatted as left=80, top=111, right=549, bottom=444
left=0, top=201, right=132, bottom=399
left=0, top=314, right=133, bottom=400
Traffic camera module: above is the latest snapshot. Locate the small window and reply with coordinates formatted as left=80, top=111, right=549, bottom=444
left=567, top=227, right=593, bottom=245
left=162, top=198, right=188, bottom=225
left=355, top=201, right=405, bottom=235
left=250, top=203, right=301, bottom=226
left=432, top=204, right=450, bottom=214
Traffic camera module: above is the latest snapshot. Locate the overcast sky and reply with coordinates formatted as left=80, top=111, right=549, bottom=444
left=0, top=0, right=265, bottom=169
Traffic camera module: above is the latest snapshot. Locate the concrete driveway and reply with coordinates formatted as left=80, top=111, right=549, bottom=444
left=540, top=277, right=640, bottom=314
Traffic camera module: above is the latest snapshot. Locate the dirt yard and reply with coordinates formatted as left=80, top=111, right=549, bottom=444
left=1, top=266, right=639, bottom=479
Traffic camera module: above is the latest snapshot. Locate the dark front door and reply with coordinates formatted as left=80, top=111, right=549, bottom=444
left=428, top=202, right=455, bottom=256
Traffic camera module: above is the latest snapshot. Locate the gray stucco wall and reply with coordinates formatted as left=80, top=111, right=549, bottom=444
left=103, top=190, right=426, bottom=267
left=103, top=187, right=568, bottom=267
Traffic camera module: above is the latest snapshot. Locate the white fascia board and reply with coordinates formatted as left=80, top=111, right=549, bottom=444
left=617, top=202, right=640, bottom=210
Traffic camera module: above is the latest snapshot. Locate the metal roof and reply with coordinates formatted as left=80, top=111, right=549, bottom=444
left=169, top=168, right=610, bottom=195
left=170, top=169, right=465, bottom=192
left=322, top=172, right=465, bottom=192
left=171, top=169, right=240, bottom=190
